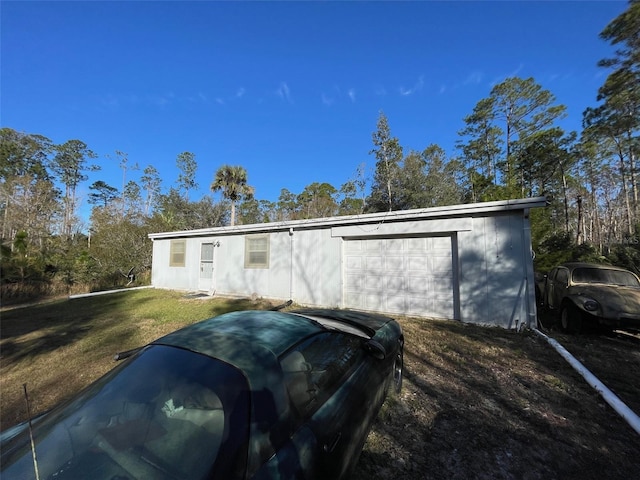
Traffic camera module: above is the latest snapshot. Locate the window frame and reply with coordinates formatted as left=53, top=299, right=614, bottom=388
left=169, top=239, right=186, bottom=267
left=244, top=235, right=270, bottom=269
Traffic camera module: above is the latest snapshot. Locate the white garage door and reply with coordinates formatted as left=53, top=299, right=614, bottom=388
left=343, top=236, right=455, bottom=318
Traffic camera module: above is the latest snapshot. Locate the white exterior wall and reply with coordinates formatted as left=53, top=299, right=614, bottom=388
left=151, top=228, right=344, bottom=305
left=457, top=213, right=533, bottom=328
left=215, top=231, right=292, bottom=299
left=291, top=228, right=342, bottom=307
left=151, top=238, right=199, bottom=291
left=149, top=198, right=544, bottom=328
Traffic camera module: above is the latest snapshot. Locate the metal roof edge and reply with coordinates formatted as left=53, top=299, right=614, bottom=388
left=148, top=196, right=547, bottom=240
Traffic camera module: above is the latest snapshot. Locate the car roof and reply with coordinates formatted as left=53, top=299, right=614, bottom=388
left=151, top=311, right=325, bottom=432
left=561, top=262, right=634, bottom=272
left=153, top=310, right=324, bottom=360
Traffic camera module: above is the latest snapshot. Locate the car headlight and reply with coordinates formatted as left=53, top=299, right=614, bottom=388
left=583, top=299, right=599, bottom=311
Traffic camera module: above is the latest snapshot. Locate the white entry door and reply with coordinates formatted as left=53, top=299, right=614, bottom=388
left=198, top=242, right=215, bottom=291
left=343, top=236, right=455, bottom=318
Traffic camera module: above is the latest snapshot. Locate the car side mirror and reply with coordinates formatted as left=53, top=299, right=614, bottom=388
left=364, top=340, right=386, bottom=360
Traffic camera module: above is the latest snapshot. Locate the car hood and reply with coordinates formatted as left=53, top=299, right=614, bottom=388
left=570, top=284, right=640, bottom=314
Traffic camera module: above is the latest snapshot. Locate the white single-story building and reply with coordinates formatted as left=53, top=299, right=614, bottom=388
left=149, top=197, right=546, bottom=329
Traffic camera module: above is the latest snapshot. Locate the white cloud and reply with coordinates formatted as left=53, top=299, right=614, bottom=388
left=276, top=82, right=293, bottom=103
left=508, top=64, right=524, bottom=78
left=399, top=75, right=424, bottom=96
left=463, top=71, right=483, bottom=85
left=490, top=64, right=525, bottom=86
left=215, top=97, right=225, bottom=105
left=348, top=88, right=356, bottom=103
left=374, top=85, right=387, bottom=96
left=321, top=93, right=334, bottom=106
left=147, top=92, right=174, bottom=107
left=236, top=87, right=245, bottom=98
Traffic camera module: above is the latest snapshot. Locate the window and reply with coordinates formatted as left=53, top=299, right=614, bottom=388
left=280, top=333, right=363, bottom=420
left=244, top=235, right=269, bottom=268
left=573, top=267, right=640, bottom=287
left=170, top=240, right=186, bottom=267
left=556, top=268, right=569, bottom=285
left=0, top=345, right=251, bottom=480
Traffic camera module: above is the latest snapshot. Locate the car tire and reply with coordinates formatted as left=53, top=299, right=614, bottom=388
left=561, top=304, right=582, bottom=333
left=391, top=341, right=403, bottom=394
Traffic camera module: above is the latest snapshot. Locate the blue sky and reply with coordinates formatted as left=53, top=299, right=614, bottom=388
left=1, top=1, right=628, bottom=216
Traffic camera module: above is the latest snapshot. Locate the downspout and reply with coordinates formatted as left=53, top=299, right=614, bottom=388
left=289, top=228, right=294, bottom=302
left=522, top=208, right=537, bottom=329
left=533, top=328, right=640, bottom=436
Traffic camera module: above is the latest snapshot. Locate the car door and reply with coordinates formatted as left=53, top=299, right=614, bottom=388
left=278, top=332, right=380, bottom=480
left=548, top=267, right=569, bottom=310
left=543, top=268, right=557, bottom=308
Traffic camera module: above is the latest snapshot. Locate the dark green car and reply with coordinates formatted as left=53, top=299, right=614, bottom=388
left=1, top=309, right=404, bottom=479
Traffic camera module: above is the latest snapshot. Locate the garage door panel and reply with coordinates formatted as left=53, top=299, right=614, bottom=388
left=364, top=275, right=383, bottom=290
left=366, top=256, right=383, bottom=269
left=432, top=298, right=454, bottom=318
left=344, top=236, right=455, bottom=319
left=407, top=277, right=428, bottom=295
left=345, top=292, right=363, bottom=308
left=407, top=238, right=426, bottom=251
left=386, top=295, right=406, bottom=313
left=432, top=283, right=452, bottom=296
left=386, top=239, right=404, bottom=252
left=345, top=274, right=362, bottom=289
left=386, top=256, right=404, bottom=270
left=430, top=256, right=453, bottom=273
left=346, top=240, right=363, bottom=253
left=386, top=275, right=404, bottom=293
left=365, top=240, right=382, bottom=252
left=345, top=256, right=362, bottom=269
left=407, top=256, right=428, bottom=271
left=408, top=296, right=431, bottom=315
left=365, top=293, right=384, bottom=310
left=432, top=236, right=452, bottom=250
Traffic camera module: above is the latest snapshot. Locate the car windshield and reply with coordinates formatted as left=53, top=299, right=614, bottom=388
left=572, top=267, right=640, bottom=287
left=1, top=345, right=250, bottom=480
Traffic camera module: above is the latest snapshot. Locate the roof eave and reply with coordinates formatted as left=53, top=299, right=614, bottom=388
left=148, top=196, right=547, bottom=240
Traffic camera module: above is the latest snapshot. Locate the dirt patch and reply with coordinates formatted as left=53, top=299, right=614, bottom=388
left=352, top=317, right=640, bottom=480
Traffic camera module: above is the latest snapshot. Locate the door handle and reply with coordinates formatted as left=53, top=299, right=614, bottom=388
left=323, top=432, right=342, bottom=453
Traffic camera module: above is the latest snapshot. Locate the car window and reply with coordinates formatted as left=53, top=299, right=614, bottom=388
left=572, top=267, right=640, bottom=287
left=556, top=268, right=569, bottom=285
left=280, top=333, right=364, bottom=420
left=1, top=346, right=251, bottom=480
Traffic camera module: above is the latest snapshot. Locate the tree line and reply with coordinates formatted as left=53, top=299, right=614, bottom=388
left=1, top=1, right=638, bottom=301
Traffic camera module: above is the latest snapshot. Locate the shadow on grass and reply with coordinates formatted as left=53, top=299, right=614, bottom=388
left=352, top=317, right=640, bottom=480
left=0, top=292, right=158, bottom=365
left=1, top=292, right=145, bottom=338
left=1, top=293, right=276, bottom=366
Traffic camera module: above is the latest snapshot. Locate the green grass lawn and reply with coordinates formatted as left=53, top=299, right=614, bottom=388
left=0, top=288, right=275, bottom=429
left=2, top=288, right=640, bottom=479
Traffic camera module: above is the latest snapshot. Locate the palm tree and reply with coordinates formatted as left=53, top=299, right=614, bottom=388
left=210, top=165, right=254, bottom=226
